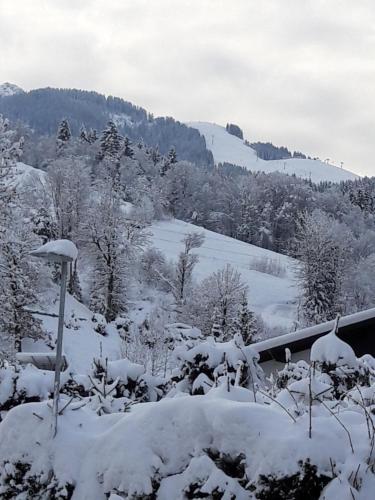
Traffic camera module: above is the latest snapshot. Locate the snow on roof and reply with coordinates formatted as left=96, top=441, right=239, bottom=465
left=254, top=307, right=375, bottom=354
left=30, top=239, right=78, bottom=262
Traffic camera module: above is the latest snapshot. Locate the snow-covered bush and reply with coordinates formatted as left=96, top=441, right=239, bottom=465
left=310, top=317, right=371, bottom=398
left=0, top=362, right=53, bottom=417
left=91, top=313, right=108, bottom=337
left=171, top=334, right=263, bottom=395
left=91, top=357, right=166, bottom=404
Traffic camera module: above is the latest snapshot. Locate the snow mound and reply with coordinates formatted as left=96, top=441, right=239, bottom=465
left=188, top=121, right=359, bottom=183
left=0, top=393, right=364, bottom=499
left=106, top=359, right=145, bottom=384
left=310, top=326, right=357, bottom=367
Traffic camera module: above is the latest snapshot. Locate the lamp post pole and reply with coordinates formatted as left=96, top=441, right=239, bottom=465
left=30, top=239, right=77, bottom=437
left=52, top=260, right=68, bottom=437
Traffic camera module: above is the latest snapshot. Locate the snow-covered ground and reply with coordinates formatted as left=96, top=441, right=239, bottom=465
left=188, top=122, right=359, bottom=183
left=150, top=218, right=298, bottom=330
left=22, top=291, right=123, bottom=373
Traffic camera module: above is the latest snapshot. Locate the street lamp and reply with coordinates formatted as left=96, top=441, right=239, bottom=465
left=30, top=239, right=78, bottom=436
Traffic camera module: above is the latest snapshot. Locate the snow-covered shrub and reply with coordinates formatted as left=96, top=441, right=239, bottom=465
left=275, top=359, right=310, bottom=389
left=0, top=362, right=53, bottom=417
left=91, top=313, right=108, bottom=337
left=310, top=318, right=371, bottom=398
left=164, top=322, right=203, bottom=349
left=252, top=459, right=331, bottom=500
left=172, top=334, right=263, bottom=395
left=114, top=315, right=131, bottom=343
left=91, top=357, right=166, bottom=404
left=0, top=461, right=74, bottom=500
left=0, top=361, right=95, bottom=419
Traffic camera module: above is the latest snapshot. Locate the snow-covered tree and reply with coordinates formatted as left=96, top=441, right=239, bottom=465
left=96, top=121, right=122, bottom=163
left=190, top=265, right=248, bottom=339
left=67, top=260, right=82, bottom=302
left=86, top=189, right=128, bottom=321
left=172, top=232, right=204, bottom=306
left=167, top=147, right=177, bottom=165
left=56, top=118, right=71, bottom=155
left=296, top=210, right=350, bottom=325
left=45, top=156, right=90, bottom=240
left=0, top=226, right=42, bottom=356
left=79, top=124, right=89, bottom=143
left=123, top=136, right=133, bottom=158
left=0, top=115, right=23, bottom=225
left=232, top=292, right=257, bottom=344
left=87, top=128, right=98, bottom=144
left=85, top=181, right=148, bottom=322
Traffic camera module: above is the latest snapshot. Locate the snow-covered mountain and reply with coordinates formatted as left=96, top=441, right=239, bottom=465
left=0, top=82, right=24, bottom=97
left=189, top=121, right=359, bottom=183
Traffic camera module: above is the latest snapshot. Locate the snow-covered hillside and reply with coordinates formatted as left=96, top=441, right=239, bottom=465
left=0, top=82, right=24, bottom=97
left=189, top=122, right=359, bottom=183
left=150, top=219, right=298, bottom=330
left=22, top=291, right=123, bottom=373
left=12, top=163, right=298, bottom=332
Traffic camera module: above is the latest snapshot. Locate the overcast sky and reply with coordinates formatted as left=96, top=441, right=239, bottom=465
left=1, top=0, right=374, bottom=175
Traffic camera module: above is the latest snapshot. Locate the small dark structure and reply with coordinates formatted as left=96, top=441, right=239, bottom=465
left=254, top=308, right=375, bottom=373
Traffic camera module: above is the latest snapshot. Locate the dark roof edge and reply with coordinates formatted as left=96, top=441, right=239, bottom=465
left=254, top=307, right=375, bottom=354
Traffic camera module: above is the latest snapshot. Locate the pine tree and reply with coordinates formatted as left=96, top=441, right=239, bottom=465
left=96, top=122, right=123, bottom=192
left=150, top=146, right=160, bottom=165
left=97, top=121, right=122, bottom=163
left=297, top=210, right=347, bottom=325
left=167, top=147, right=177, bottom=164
left=56, top=119, right=71, bottom=155
left=87, top=128, right=98, bottom=143
left=160, top=148, right=177, bottom=177
left=233, top=292, right=257, bottom=344
left=160, top=159, right=170, bottom=177
left=79, top=124, right=89, bottom=143
left=123, top=136, right=134, bottom=158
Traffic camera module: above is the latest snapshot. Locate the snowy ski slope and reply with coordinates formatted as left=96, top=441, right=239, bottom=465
left=188, top=122, right=359, bottom=184
left=150, top=219, right=298, bottom=330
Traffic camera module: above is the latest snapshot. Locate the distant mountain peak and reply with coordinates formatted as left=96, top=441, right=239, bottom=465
left=0, top=82, right=24, bottom=97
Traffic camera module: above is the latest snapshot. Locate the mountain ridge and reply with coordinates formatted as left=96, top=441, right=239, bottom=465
left=0, top=82, right=359, bottom=182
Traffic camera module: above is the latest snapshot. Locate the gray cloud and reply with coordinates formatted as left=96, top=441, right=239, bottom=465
left=1, top=0, right=374, bottom=175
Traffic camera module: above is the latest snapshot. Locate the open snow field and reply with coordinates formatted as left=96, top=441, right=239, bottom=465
left=189, top=122, right=359, bottom=183
left=150, top=218, right=299, bottom=330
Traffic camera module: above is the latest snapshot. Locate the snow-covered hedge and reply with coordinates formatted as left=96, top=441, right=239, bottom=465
left=1, top=328, right=375, bottom=499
